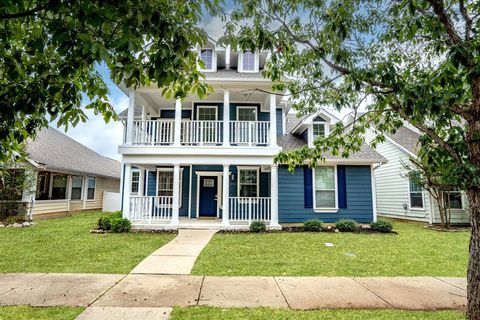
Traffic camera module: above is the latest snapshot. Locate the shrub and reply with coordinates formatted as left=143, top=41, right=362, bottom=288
left=250, top=220, right=266, bottom=233
left=303, top=219, right=323, bottom=232
left=335, top=219, right=358, bottom=232
left=97, top=211, right=123, bottom=231
left=110, top=217, right=132, bottom=233
left=370, top=220, right=393, bottom=233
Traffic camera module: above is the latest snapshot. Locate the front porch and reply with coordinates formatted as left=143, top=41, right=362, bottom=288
left=121, top=164, right=280, bottom=230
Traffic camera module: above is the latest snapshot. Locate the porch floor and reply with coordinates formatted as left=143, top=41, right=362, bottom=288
left=132, top=217, right=281, bottom=231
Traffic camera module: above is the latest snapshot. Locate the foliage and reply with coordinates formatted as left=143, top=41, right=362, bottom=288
left=0, top=0, right=219, bottom=162
left=371, top=220, right=394, bottom=233
left=335, top=219, right=358, bottom=232
left=303, top=219, right=323, bottom=232
left=97, top=211, right=122, bottom=231
left=249, top=220, right=267, bottom=233
left=0, top=165, right=36, bottom=220
left=109, top=217, right=132, bottom=233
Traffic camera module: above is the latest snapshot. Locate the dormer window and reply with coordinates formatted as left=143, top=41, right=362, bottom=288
left=312, top=123, right=326, bottom=141
left=200, top=49, right=214, bottom=71
left=243, top=51, right=255, bottom=71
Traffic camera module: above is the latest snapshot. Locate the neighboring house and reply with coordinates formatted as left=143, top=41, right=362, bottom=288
left=117, top=38, right=386, bottom=230
left=364, top=123, right=470, bottom=224
left=14, top=127, right=121, bottom=217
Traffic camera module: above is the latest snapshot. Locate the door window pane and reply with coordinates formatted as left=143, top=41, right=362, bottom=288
left=131, top=170, right=140, bottom=194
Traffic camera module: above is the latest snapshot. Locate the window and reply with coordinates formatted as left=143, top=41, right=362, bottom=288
left=237, top=107, right=257, bottom=121
left=36, top=172, right=49, bottom=200
left=238, top=168, right=258, bottom=197
left=87, top=177, right=96, bottom=200
left=312, top=123, right=326, bottom=141
left=314, top=166, right=336, bottom=209
left=52, top=175, right=67, bottom=200
left=444, top=188, right=463, bottom=209
left=243, top=51, right=255, bottom=71
left=71, top=176, right=83, bottom=200
left=131, top=170, right=140, bottom=195
left=156, top=169, right=183, bottom=206
left=200, top=49, right=213, bottom=70
left=409, top=173, right=424, bottom=209
left=197, top=106, right=217, bottom=120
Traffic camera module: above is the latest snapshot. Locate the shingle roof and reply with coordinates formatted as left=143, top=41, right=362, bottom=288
left=118, top=105, right=142, bottom=118
left=204, top=69, right=268, bottom=80
left=26, top=127, right=121, bottom=179
left=385, top=126, right=420, bottom=155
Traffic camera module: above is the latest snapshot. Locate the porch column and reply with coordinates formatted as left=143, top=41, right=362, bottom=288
left=126, top=91, right=135, bottom=144
left=122, top=164, right=132, bottom=219
left=269, top=94, right=277, bottom=146
left=222, top=90, right=230, bottom=147
left=171, top=164, right=181, bottom=225
left=222, top=164, right=230, bottom=226
left=270, top=164, right=279, bottom=227
left=173, top=99, right=182, bottom=146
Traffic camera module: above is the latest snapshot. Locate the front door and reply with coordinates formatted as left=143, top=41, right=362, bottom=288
left=199, top=176, right=218, bottom=217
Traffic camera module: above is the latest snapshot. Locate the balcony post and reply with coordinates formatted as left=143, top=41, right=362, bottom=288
left=122, top=163, right=132, bottom=219
left=126, top=91, right=135, bottom=144
left=270, top=164, right=280, bottom=227
left=269, top=93, right=277, bottom=146
left=222, top=164, right=230, bottom=226
left=223, top=90, right=230, bottom=146
left=173, top=99, right=182, bottom=146
left=171, top=164, right=180, bottom=225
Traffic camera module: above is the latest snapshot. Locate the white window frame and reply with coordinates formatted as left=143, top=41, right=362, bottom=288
left=313, top=165, right=338, bottom=212
left=156, top=168, right=183, bottom=208
left=198, top=48, right=216, bottom=72
left=308, top=122, right=330, bottom=147
left=196, top=105, right=218, bottom=121
left=86, top=176, right=96, bottom=201
left=444, top=189, right=464, bottom=210
left=70, top=176, right=84, bottom=201
left=236, top=106, right=258, bottom=121
left=131, top=169, right=141, bottom=195
left=408, top=176, right=425, bottom=211
left=237, top=166, right=260, bottom=198
left=238, top=50, right=259, bottom=73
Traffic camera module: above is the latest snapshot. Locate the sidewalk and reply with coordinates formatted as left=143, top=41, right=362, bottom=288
left=0, top=273, right=467, bottom=311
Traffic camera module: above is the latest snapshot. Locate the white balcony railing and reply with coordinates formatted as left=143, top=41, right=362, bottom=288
left=230, top=121, right=270, bottom=145
left=132, top=120, right=174, bottom=145
left=181, top=120, right=223, bottom=145
left=229, top=197, right=271, bottom=222
left=129, top=196, right=173, bottom=223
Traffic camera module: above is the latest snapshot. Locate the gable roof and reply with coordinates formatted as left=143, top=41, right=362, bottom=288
left=385, top=126, right=421, bottom=155
left=25, top=127, right=120, bottom=179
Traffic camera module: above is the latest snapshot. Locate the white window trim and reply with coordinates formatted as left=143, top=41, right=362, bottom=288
left=131, top=169, right=141, bottom=196
left=238, top=50, right=259, bottom=73
left=196, top=105, right=218, bottom=121
left=70, top=176, right=84, bottom=201
left=408, top=178, right=425, bottom=211
left=198, top=48, right=216, bottom=72
left=86, top=176, right=96, bottom=201
left=236, top=106, right=258, bottom=121
left=313, top=165, right=339, bottom=213
left=237, top=166, right=260, bottom=198
left=156, top=168, right=183, bottom=208
left=444, top=190, right=464, bottom=210
left=308, top=122, right=329, bottom=148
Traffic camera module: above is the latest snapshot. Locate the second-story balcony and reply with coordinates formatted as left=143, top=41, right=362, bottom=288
left=131, top=119, right=271, bottom=146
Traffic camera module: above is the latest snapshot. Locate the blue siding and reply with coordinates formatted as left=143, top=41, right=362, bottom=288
left=159, top=110, right=192, bottom=119
left=278, top=165, right=374, bottom=223
left=314, top=115, right=327, bottom=121
left=276, top=108, right=283, bottom=135
left=300, top=129, right=308, bottom=142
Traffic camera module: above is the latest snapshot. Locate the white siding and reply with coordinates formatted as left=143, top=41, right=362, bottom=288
left=430, top=192, right=470, bottom=225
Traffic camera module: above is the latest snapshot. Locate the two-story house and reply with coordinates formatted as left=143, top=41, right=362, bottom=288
left=117, top=39, right=386, bottom=230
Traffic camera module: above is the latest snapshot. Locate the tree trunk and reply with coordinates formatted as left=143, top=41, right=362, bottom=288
left=467, top=189, right=480, bottom=319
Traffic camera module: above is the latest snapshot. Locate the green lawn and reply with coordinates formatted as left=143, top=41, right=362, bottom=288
left=0, top=306, right=84, bottom=320
left=192, top=220, right=469, bottom=276
left=0, top=212, right=175, bottom=274
left=171, top=306, right=466, bottom=320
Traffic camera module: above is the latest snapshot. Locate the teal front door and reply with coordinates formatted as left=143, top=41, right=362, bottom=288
left=199, top=176, right=218, bottom=217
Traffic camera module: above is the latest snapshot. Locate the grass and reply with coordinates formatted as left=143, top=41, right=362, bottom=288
left=171, top=306, right=466, bottom=320
left=0, top=306, right=84, bottom=320
left=192, top=220, right=469, bottom=276
left=0, top=212, right=175, bottom=274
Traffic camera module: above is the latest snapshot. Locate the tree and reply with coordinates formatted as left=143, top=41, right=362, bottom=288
left=0, top=0, right=216, bottom=162
left=222, top=0, right=480, bottom=317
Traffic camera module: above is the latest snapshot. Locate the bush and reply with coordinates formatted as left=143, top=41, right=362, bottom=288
left=110, top=217, right=132, bottom=233
left=370, top=220, right=393, bottom=233
left=97, top=211, right=123, bottom=231
left=303, top=219, right=323, bottom=232
left=335, top=219, right=358, bottom=232
left=250, top=220, right=266, bottom=233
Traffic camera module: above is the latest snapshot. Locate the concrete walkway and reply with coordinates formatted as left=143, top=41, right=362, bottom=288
left=130, top=229, right=218, bottom=275
left=0, top=273, right=467, bottom=312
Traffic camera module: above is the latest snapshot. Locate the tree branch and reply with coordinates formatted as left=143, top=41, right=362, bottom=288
left=459, top=0, right=472, bottom=40
left=427, top=0, right=462, bottom=45
left=0, top=4, right=49, bottom=20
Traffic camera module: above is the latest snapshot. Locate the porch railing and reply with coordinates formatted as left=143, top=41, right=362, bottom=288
left=181, top=120, right=223, bottom=145
left=229, top=197, right=271, bottom=222
left=230, top=121, right=270, bottom=145
left=132, top=120, right=174, bottom=145
left=129, top=196, right=173, bottom=222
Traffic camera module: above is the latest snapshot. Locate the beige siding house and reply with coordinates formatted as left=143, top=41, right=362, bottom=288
left=22, top=127, right=120, bottom=217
